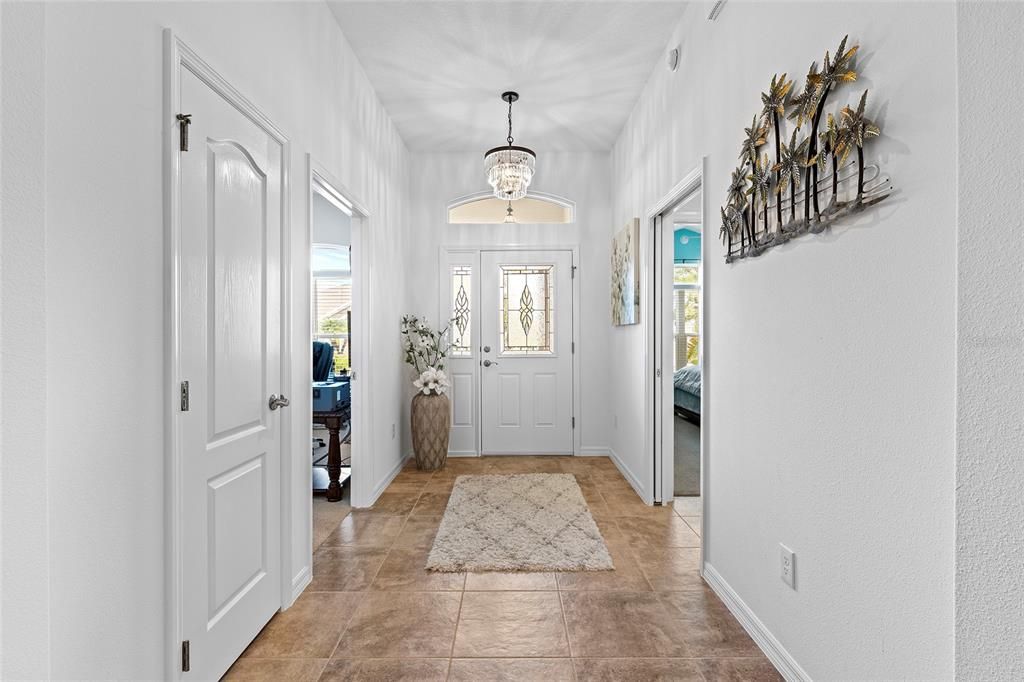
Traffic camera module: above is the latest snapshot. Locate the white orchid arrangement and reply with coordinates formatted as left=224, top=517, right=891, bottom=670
left=413, top=366, right=450, bottom=396
left=401, top=315, right=451, bottom=395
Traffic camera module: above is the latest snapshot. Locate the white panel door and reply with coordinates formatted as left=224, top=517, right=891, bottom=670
left=179, top=67, right=284, bottom=680
left=479, top=250, right=573, bottom=454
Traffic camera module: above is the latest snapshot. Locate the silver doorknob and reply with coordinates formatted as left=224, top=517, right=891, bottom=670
left=269, top=394, right=290, bottom=410
left=482, top=359, right=498, bottom=367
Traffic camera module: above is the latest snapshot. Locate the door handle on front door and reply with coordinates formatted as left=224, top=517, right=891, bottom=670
left=268, top=394, right=290, bottom=410
left=482, top=359, right=498, bottom=367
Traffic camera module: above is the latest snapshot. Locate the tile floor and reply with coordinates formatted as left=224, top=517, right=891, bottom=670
left=312, top=493, right=352, bottom=550
left=225, top=456, right=781, bottom=681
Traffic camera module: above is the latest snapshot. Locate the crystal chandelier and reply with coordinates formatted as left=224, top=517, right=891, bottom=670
left=484, top=91, right=536, bottom=201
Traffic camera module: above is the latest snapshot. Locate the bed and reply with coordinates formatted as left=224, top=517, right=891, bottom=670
left=673, top=364, right=702, bottom=423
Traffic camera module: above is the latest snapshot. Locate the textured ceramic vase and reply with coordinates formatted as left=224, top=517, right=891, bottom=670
left=411, top=392, right=450, bottom=471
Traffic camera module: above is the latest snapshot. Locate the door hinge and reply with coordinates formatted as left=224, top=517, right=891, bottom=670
left=176, top=113, right=192, bottom=152
left=181, top=640, right=190, bottom=672
left=571, top=341, right=575, bottom=354
left=571, top=416, right=576, bottom=429
left=180, top=381, right=190, bottom=411
left=571, top=265, right=577, bottom=279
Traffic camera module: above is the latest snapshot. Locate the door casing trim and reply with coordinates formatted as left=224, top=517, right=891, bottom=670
left=438, top=244, right=581, bottom=457
left=163, top=29, right=291, bottom=681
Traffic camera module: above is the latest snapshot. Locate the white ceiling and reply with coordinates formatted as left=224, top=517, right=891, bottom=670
left=327, top=1, right=689, bottom=152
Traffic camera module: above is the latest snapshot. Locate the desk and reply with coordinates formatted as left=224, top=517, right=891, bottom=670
left=313, top=404, right=351, bottom=502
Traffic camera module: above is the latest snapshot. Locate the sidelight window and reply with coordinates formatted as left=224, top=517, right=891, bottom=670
left=450, top=265, right=472, bottom=357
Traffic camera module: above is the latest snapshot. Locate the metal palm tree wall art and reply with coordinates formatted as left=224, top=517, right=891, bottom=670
left=761, top=73, right=794, bottom=226
left=776, top=129, right=812, bottom=224
left=747, top=154, right=773, bottom=237
left=721, top=35, right=893, bottom=263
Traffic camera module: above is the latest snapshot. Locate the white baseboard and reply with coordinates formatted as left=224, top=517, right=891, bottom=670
left=440, top=448, right=615, bottom=459
left=288, top=566, right=311, bottom=607
left=445, top=447, right=612, bottom=458
left=363, top=453, right=411, bottom=507
left=702, top=563, right=810, bottom=682
left=608, top=447, right=651, bottom=504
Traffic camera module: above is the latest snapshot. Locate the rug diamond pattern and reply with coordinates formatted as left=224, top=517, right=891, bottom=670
left=426, top=473, right=614, bottom=572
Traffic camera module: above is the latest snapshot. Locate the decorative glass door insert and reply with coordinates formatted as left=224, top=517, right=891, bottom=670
left=499, top=264, right=554, bottom=355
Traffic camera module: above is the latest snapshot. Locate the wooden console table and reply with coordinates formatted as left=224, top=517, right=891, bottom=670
left=313, top=404, right=351, bottom=502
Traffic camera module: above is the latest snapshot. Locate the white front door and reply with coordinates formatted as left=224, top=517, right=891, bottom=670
left=178, top=66, right=285, bottom=680
left=479, top=250, right=574, bottom=454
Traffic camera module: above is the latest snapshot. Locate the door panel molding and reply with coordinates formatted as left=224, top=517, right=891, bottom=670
left=206, top=454, right=267, bottom=623
left=498, top=373, right=522, bottom=428
left=450, top=372, right=474, bottom=427
left=533, top=373, right=557, bottom=427
left=164, top=30, right=290, bottom=682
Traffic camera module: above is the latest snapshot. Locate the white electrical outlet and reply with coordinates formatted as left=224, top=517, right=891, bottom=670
left=391, top=423, right=396, bottom=439
left=780, top=544, right=796, bottom=588
left=613, top=415, right=619, bottom=429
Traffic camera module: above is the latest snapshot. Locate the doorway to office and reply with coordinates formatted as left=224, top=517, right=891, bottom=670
left=308, top=162, right=371, bottom=548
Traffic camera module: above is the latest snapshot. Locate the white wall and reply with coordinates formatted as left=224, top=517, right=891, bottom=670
left=1, top=5, right=51, bottom=680
left=610, top=2, right=956, bottom=678
left=405, top=152, right=612, bottom=456
left=955, top=2, right=1024, bottom=679
left=312, top=192, right=352, bottom=247
left=1, top=2, right=410, bottom=679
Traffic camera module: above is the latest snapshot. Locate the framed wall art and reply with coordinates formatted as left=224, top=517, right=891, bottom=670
left=611, top=218, right=640, bottom=325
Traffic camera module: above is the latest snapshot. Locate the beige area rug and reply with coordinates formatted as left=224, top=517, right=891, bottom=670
left=426, top=473, right=613, bottom=572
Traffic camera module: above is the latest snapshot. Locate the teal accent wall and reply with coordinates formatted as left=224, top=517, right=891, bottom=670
left=674, top=227, right=701, bottom=262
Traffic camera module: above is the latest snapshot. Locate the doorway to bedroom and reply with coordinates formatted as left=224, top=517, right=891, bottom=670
left=652, top=167, right=703, bottom=518
left=670, top=199, right=702, bottom=497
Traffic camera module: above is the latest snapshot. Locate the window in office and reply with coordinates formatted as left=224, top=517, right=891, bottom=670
left=313, top=276, right=351, bottom=374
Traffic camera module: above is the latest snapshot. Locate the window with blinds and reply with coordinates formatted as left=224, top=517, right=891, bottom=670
left=673, top=264, right=700, bottom=369
left=313, top=276, right=352, bottom=374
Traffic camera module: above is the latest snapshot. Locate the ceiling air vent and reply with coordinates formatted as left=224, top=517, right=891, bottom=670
left=707, top=0, right=727, bottom=21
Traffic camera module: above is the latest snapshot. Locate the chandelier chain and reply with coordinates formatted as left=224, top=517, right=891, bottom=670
left=507, top=97, right=514, bottom=146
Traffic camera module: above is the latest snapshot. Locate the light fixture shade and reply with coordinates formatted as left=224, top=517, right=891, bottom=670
left=484, top=145, right=536, bottom=201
